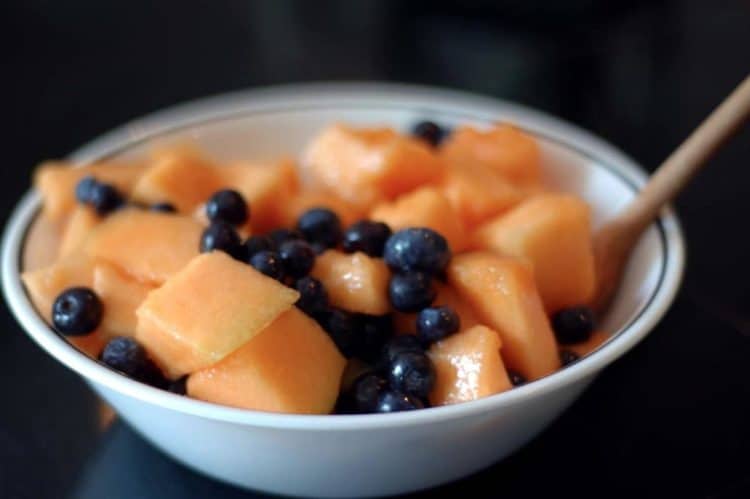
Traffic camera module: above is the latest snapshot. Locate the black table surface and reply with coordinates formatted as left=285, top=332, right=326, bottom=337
left=2, top=1, right=750, bottom=498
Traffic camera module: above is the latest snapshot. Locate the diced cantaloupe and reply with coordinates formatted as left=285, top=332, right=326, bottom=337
left=440, top=162, right=526, bottom=228
left=84, top=210, right=203, bottom=285
left=219, top=159, right=299, bottom=233
left=281, top=191, right=363, bottom=229
left=473, top=194, right=596, bottom=313
left=429, top=325, right=512, bottom=406
left=59, top=206, right=100, bottom=258
left=187, top=307, right=346, bottom=414
left=565, top=331, right=609, bottom=358
left=311, top=250, right=390, bottom=315
left=393, top=282, right=480, bottom=334
left=21, top=253, right=106, bottom=357
left=23, top=213, right=66, bottom=271
left=302, top=125, right=444, bottom=210
left=131, top=147, right=223, bottom=213
left=135, top=252, right=299, bottom=377
left=440, top=124, right=541, bottom=186
left=93, top=263, right=155, bottom=337
left=447, top=252, right=560, bottom=380
left=34, top=161, right=147, bottom=221
left=370, top=187, right=467, bottom=252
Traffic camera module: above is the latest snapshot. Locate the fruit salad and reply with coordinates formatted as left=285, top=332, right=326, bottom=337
left=21, top=121, right=609, bottom=415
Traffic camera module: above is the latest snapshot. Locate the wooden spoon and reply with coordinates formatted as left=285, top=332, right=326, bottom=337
left=592, top=74, right=750, bottom=312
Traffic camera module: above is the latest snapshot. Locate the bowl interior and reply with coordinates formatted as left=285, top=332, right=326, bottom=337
left=92, top=104, right=665, bottom=337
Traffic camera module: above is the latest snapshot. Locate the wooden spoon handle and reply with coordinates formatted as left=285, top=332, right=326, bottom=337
left=618, top=74, right=750, bottom=234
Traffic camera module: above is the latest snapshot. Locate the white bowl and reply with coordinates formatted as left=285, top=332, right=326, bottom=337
left=1, top=83, right=684, bottom=498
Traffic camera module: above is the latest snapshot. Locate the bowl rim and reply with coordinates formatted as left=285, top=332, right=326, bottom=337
left=1, top=82, right=685, bottom=430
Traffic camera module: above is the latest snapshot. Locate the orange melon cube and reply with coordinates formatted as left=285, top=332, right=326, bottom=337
left=440, top=162, right=526, bottom=228
left=311, top=250, right=391, bottom=315
left=135, top=252, right=299, bottom=377
left=131, top=148, right=223, bottom=213
left=473, top=194, right=596, bottom=313
left=59, top=206, right=100, bottom=258
left=34, top=161, right=147, bottom=221
left=440, top=124, right=541, bottom=186
left=447, top=252, right=560, bottom=380
left=429, top=325, right=512, bottom=406
left=302, top=125, right=444, bottom=210
left=93, top=263, right=155, bottom=337
left=281, top=191, right=364, bottom=229
left=393, top=282, right=480, bottom=334
left=370, top=187, right=467, bottom=251
left=84, top=210, right=203, bottom=285
left=187, top=307, right=345, bottom=414
left=23, top=213, right=66, bottom=271
left=220, top=159, right=299, bottom=233
left=565, top=330, right=609, bottom=358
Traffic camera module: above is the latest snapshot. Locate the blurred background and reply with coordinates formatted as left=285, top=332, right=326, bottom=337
left=2, top=1, right=749, bottom=498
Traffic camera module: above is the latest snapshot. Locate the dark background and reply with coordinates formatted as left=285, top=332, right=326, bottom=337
left=2, top=1, right=750, bottom=498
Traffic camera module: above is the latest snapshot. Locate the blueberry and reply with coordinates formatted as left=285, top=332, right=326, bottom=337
left=249, top=250, right=285, bottom=281
left=411, top=120, right=448, bottom=147
left=342, top=220, right=392, bottom=257
left=242, top=235, right=273, bottom=260
left=552, top=306, right=596, bottom=345
left=376, top=390, right=424, bottom=412
left=380, top=335, right=425, bottom=366
left=267, top=228, right=304, bottom=248
left=384, top=228, right=451, bottom=275
left=387, top=351, right=436, bottom=399
left=52, top=287, right=103, bottom=336
left=75, top=176, right=98, bottom=203
left=310, top=242, right=329, bottom=255
left=167, top=376, right=188, bottom=395
left=508, top=370, right=527, bottom=387
left=200, top=221, right=243, bottom=259
left=324, top=309, right=359, bottom=358
left=416, top=306, right=460, bottom=345
left=294, top=276, right=329, bottom=317
left=99, top=336, right=166, bottom=387
left=353, top=314, right=394, bottom=363
left=89, top=182, right=124, bottom=215
left=560, top=350, right=580, bottom=366
left=297, top=208, right=342, bottom=249
left=388, top=271, right=436, bottom=313
left=333, top=393, right=358, bottom=414
left=278, top=239, right=315, bottom=278
left=150, top=202, right=177, bottom=213
left=205, top=189, right=248, bottom=226
left=352, top=373, right=389, bottom=413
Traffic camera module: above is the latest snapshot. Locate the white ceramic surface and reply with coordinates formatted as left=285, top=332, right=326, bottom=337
left=1, top=83, right=684, bottom=498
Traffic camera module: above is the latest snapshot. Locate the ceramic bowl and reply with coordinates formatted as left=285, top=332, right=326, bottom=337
left=1, top=83, right=684, bottom=498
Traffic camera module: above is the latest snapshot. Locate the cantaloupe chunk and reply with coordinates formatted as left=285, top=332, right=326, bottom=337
left=311, top=250, right=390, bottom=315
left=429, top=325, right=512, bottom=406
left=84, top=210, right=203, bottom=284
left=370, top=187, right=467, bottom=252
left=135, top=252, right=299, bottom=377
left=565, top=331, right=609, bottom=358
left=440, top=124, right=541, bottom=186
left=220, top=159, right=299, bottom=233
left=21, top=253, right=106, bottom=357
left=393, top=282, right=480, bottom=334
left=440, top=162, right=526, bottom=228
left=93, top=263, right=155, bottom=337
left=59, top=206, right=100, bottom=258
left=34, top=161, right=147, bottom=221
left=302, top=125, right=444, bottom=210
left=281, top=191, right=363, bottom=229
left=187, top=307, right=346, bottom=414
left=131, top=147, right=223, bottom=213
left=447, top=252, right=560, bottom=380
left=23, top=213, right=66, bottom=271
left=473, top=194, right=596, bottom=313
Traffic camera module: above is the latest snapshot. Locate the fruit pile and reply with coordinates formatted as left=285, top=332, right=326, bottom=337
left=22, top=121, right=609, bottom=415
